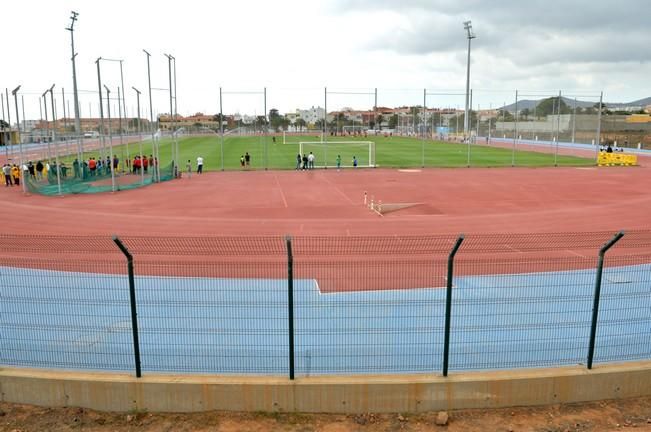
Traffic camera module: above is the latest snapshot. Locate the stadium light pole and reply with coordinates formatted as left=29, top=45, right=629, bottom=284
left=132, top=86, right=145, bottom=184
left=47, top=84, right=62, bottom=195
left=164, top=53, right=178, bottom=177
left=1, top=92, right=6, bottom=161
left=12, top=85, right=27, bottom=193
left=42, top=89, right=52, bottom=161
left=5, top=89, right=13, bottom=162
left=96, top=57, right=106, bottom=160
left=463, top=20, right=476, bottom=140
left=104, top=84, right=116, bottom=192
left=101, top=58, right=127, bottom=157
left=65, top=11, right=82, bottom=164
left=143, top=49, right=159, bottom=181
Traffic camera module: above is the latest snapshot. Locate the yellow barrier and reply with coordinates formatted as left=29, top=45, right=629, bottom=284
left=597, top=152, right=637, bottom=166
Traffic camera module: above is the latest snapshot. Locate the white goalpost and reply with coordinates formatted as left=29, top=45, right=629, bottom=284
left=298, top=141, right=376, bottom=168
left=283, top=130, right=324, bottom=144
left=342, top=125, right=366, bottom=135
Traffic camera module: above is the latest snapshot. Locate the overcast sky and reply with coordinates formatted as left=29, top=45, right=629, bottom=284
left=2, top=0, right=650, bottom=121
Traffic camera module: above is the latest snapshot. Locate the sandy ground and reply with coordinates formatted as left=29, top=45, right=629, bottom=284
left=2, top=397, right=651, bottom=431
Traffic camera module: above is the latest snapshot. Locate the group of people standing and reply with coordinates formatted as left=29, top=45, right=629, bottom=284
left=296, top=152, right=316, bottom=170
left=131, top=155, right=157, bottom=174
left=295, top=153, right=358, bottom=170
left=2, top=163, right=20, bottom=187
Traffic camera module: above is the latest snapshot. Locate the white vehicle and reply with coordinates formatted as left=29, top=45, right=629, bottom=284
left=83, top=131, right=99, bottom=138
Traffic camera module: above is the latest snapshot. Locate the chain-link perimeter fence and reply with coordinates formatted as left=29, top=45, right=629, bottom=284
left=1, top=231, right=650, bottom=378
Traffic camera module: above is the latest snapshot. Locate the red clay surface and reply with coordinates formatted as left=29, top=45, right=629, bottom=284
left=2, top=160, right=651, bottom=291
left=2, top=162, right=650, bottom=237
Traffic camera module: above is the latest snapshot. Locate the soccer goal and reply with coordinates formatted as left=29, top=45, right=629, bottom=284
left=342, top=125, right=366, bottom=135
left=298, top=141, right=376, bottom=168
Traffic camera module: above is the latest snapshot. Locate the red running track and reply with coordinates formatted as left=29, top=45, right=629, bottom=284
left=2, top=162, right=650, bottom=237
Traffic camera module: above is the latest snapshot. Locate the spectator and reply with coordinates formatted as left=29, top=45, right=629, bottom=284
left=308, top=152, right=315, bottom=169
left=11, top=164, right=20, bottom=186
left=245, top=152, right=250, bottom=166
left=196, top=156, right=204, bottom=174
left=35, top=161, right=44, bottom=180
left=3, top=164, right=12, bottom=187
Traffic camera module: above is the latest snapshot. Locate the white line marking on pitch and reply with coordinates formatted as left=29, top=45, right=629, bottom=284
left=273, top=173, right=289, bottom=208
left=566, top=250, right=588, bottom=258
left=321, top=173, right=356, bottom=205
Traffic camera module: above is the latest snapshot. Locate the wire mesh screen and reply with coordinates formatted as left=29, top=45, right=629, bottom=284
left=450, top=255, right=596, bottom=371
left=293, top=257, right=447, bottom=375
left=132, top=260, right=288, bottom=374
left=594, top=253, right=651, bottom=364
left=0, top=258, right=134, bottom=371
left=0, top=231, right=650, bottom=377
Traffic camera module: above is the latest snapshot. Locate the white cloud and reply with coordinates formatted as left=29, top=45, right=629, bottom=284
left=1, top=0, right=649, bottom=122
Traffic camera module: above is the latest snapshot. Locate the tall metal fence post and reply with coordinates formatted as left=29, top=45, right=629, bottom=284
left=286, top=235, right=295, bottom=380
left=113, top=235, right=142, bottom=378
left=443, top=235, right=465, bottom=377
left=587, top=230, right=624, bottom=370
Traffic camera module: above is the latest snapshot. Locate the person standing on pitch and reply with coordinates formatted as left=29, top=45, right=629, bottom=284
left=308, top=152, right=315, bottom=169
left=352, top=156, right=358, bottom=168
left=3, top=164, right=12, bottom=187
left=186, top=160, right=192, bottom=179
left=336, top=154, right=341, bottom=170
left=245, top=152, right=250, bottom=167
left=295, top=153, right=301, bottom=170
left=196, top=156, right=204, bottom=174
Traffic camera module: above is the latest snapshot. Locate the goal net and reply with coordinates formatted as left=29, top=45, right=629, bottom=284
left=342, top=125, right=366, bottom=135
left=299, top=141, right=376, bottom=168
left=283, top=130, right=324, bottom=144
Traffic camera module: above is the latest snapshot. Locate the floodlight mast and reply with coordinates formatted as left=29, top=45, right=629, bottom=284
left=463, top=20, right=476, bottom=139
left=12, top=85, right=27, bottom=193
left=66, top=11, right=82, bottom=163
left=164, top=53, right=178, bottom=176
left=143, top=49, right=159, bottom=181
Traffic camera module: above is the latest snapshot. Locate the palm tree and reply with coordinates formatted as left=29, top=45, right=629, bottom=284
left=376, top=114, right=384, bottom=130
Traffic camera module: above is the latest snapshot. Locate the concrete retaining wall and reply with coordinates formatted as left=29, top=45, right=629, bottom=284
left=2, top=362, right=651, bottom=413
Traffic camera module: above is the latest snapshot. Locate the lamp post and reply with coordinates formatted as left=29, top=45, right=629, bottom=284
left=463, top=20, right=476, bottom=140
left=164, top=53, right=178, bottom=177
left=96, top=57, right=106, bottom=159
left=42, top=89, right=52, bottom=161
left=5, top=90, right=11, bottom=152
left=104, top=84, right=116, bottom=192
left=101, top=58, right=127, bottom=158
left=65, top=11, right=82, bottom=164
left=143, top=49, right=159, bottom=181
left=132, top=86, right=144, bottom=184
left=12, top=85, right=27, bottom=193
left=47, top=85, right=62, bottom=195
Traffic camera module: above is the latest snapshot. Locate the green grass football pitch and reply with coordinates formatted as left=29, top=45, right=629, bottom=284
left=64, top=135, right=595, bottom=170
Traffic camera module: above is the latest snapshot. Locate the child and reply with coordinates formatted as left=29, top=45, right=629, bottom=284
left=186, top=159, right=192, bottom=179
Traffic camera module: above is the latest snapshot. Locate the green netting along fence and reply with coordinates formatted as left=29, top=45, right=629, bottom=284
left=25, top=161, right=176, bottom=195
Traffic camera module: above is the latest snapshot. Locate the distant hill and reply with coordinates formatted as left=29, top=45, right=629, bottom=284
left=501, top=96, right=650, bottom=112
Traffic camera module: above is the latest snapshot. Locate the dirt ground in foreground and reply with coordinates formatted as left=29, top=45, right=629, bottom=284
left=1, top=397, right=651, bottom=432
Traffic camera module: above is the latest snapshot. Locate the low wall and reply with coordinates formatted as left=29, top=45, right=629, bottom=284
left=2, top=361, right=651, bottom=413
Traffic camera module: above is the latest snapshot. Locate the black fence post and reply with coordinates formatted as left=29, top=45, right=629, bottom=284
left=443, top=234, right=465, bottom=377
left=113, top=235, right=142, bottom=378
left=286, top=235, right=295, bottom=380
left=587, top=230, right=624, bottom=370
